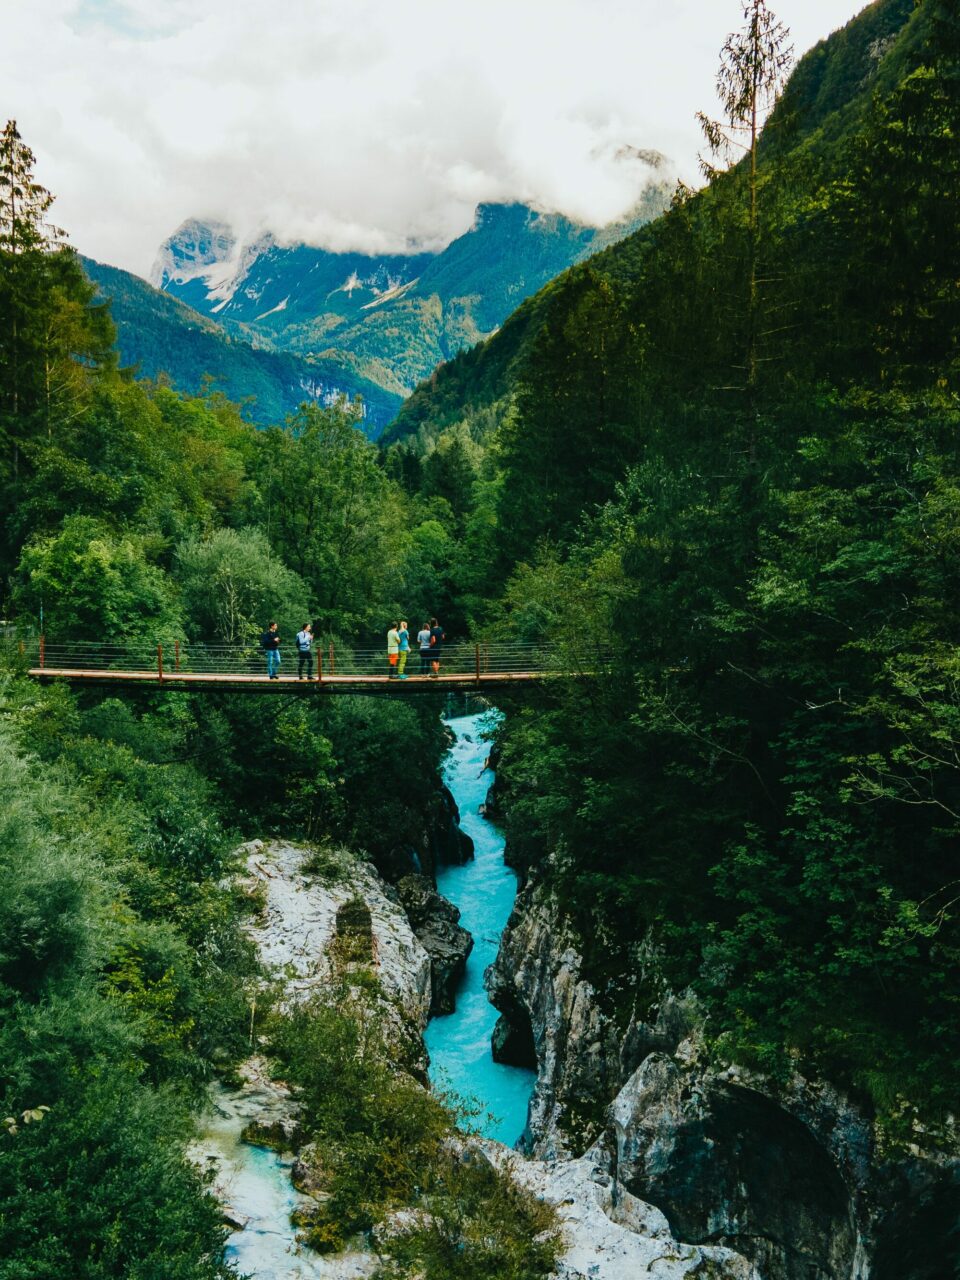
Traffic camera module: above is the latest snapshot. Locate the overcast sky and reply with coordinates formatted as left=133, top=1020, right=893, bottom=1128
left=3, top=0, right=868, bottom=277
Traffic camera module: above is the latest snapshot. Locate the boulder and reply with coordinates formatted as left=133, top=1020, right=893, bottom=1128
left=396, top=874, right=473, bottom=1015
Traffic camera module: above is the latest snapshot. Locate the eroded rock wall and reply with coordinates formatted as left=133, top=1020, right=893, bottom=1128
left=489, top=871, right=960, bottom=1279
left=486, top=878, right=623, bottom=1158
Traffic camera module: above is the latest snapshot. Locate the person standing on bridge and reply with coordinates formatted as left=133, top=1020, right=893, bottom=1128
left=397, top=620, right=410, bottom=680
left=429, top=617, right=445, bottom=679
left=417, top=621, right=432, bottom=675
left=387, top=622, right=401, bottom=679
left=296, top=622, right=315, bottom=681
left=261, top=621, right=282, bottom=680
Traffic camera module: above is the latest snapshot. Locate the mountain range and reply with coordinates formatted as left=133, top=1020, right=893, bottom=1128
left=81, top=179, right=671, bottom=436
left=152, top=182, right=671, bottom=402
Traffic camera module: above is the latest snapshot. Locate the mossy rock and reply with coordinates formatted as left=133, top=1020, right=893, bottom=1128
left=333, top=896, right=374, bottom=967
left=301, top=844, right=348, bottom=883
left=240, top=1118, right=296, bottom=1151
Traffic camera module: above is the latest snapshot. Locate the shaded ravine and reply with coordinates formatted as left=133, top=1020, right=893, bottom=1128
left=424, top=710, right=536, bottom=1146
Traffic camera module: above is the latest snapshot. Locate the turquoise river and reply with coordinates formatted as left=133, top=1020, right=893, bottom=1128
left=424, top=709, right=536, bottom=1146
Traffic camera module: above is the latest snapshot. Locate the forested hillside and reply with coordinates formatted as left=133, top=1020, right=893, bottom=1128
left=81, top=257, right=403, bottom=432
left=384, top=0, right=960, bottom=1133
left=1, top=0, right=959, bottom=1271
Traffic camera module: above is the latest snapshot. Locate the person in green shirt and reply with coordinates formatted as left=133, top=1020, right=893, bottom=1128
left=397, top=620, right=410, bottom=679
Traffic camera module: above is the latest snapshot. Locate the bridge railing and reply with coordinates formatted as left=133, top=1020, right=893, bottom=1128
left=14, top=638, right=577, bottom=680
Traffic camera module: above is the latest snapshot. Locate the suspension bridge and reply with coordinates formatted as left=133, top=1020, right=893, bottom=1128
left=16, top=638, right=581, bottom=695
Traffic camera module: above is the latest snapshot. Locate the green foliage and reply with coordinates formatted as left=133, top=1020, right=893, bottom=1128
left=175, top=526, right=311, bottom=644
left=375, top=1150, right=560, bottom=1280
left=0, top=705, right=241, bottom=1277
left=269, top=995, right=560, bottom=1277
left=15, top=515, right=184, bottom=642
left=0, top=1062, right=231, bottom=1280
left=270, top=997, right=453, bottom=1245
left=385, top=0, right=960, bottom=1138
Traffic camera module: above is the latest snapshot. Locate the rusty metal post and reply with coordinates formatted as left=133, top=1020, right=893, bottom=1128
left=39, top=635, right=45, bottom=670
left=329, top=643, right=335, bottom=675
left=175, top=640, right=181, bottom=672
left=475, top=643, right=481, bottom=683
left=317, top=652, right=323, bottom=684
left=157, top=644, right=164, bottom=681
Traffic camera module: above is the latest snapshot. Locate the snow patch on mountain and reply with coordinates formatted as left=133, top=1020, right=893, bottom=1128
left=361, top=278, right=418, bottom=310
left=257, top=296, right=289, bottom=320
left=151, top=219, right=276, bottom=312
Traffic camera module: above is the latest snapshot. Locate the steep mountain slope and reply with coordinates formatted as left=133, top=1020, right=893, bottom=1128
left=152, top=218, right=433, bottom=328
left=153, top=186, right=671, bottom=398
left=384, top=0, right=920, bottom=452
left=81, top=257, right=402, bottom=431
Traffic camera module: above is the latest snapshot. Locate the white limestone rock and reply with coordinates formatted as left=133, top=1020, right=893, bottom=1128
left=482, top=1145, right=757, bottom=1280
left=237, top=838, right=431, bottom=1030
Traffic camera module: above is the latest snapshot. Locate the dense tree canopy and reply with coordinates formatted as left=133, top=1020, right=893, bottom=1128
left=0, top=0, right=958, bottom=1267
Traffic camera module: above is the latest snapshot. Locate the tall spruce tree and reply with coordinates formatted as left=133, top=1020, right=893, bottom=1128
left=0, top=120, right=115, bottom=602
left=697, top=1, right=793, bottom=398
left=0, top=120, right=61, bottom=472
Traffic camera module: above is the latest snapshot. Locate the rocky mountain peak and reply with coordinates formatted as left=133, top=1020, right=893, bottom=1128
left=149, top=216, right=237, bottom=288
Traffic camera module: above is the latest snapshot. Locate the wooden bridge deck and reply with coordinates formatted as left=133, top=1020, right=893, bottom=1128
left=28, top=667, right=549, bottom=694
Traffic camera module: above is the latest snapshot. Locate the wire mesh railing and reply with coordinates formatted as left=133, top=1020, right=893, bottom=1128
left=10, top=637, right=580, bottom=683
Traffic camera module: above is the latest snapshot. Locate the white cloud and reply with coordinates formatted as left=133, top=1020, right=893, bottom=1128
left=1, top=0, right=868, bottom=274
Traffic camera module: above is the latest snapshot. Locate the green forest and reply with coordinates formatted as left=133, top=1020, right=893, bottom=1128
left=0, top=0, right=958, bottom=1273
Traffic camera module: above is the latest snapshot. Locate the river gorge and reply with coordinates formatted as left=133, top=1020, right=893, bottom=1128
left=190, top=709, right=959, bottom=1280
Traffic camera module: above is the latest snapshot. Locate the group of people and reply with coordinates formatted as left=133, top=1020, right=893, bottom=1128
left=386, top=619, right=445, bottom=680
left=259, top=621, right=321, bottom=680
left=258, top=618, right=447, bottom=681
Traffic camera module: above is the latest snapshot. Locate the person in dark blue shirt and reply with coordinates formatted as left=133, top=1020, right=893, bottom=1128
left=428, top=618, right=445, bottom=679
left=261, top=621, right=281, bottom=679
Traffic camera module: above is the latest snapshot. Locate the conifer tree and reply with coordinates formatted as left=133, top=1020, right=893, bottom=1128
left=697, top=1, right=793, bottom=397
left=0, top=121, right=64, bottom=433
left=0, top=120, right=115, bottom=603
left=0, top=120, right=62, bottom=256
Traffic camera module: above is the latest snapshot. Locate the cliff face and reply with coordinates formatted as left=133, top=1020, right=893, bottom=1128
left=488, top=876, right=960, bottom=1279
left=380, top=783, right=473, bottom=882
left=486, top=880, right=622, bottom=1157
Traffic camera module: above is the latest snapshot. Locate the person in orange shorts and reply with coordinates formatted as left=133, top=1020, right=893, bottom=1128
left=387, top=622, right=400, bottom=678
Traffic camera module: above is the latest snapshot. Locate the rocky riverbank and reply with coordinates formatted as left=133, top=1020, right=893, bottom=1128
left=191, top=837, right=772, bottom=1279
left=487, top=873, right=960, bottom=1279
left=191, top=840, right=433, bottom=1277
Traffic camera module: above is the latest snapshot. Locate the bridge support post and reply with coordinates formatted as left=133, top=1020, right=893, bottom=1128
left=157, top=644, right=164, bottom=682
left=317, top=653, right=323, bottom=685
left=39, top=635, right=45, bottom=670
left=329, top=643, right=335, bottom=675
left=475, top=643, right=480, bottom=684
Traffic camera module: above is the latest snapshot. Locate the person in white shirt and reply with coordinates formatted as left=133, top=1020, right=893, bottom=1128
left=296, top=623, right=315, bottom=680
left=417, top=622, right=432, bottom=675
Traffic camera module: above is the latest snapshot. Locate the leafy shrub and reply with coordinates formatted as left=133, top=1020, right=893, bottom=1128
left=268, top=995, right=560, bottom=1276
